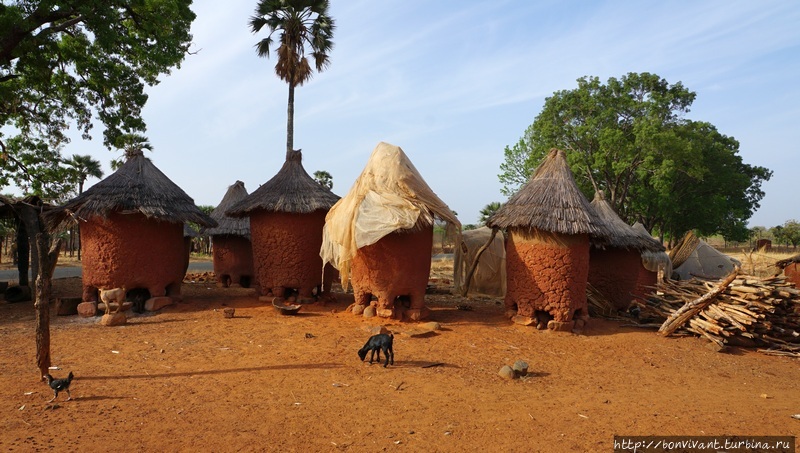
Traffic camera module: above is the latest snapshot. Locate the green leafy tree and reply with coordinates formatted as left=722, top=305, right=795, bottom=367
left=499, top=72, right=771, bottom=241
left=770, top=225, right=786, bottom=247
left=478, top=201, right=503, bottom=226
left=250, top=0, right=335, bottom=158
left=1, top=0, right=196, bottom=378
left=780, top=220, right=800, bottom=249
left=1, top=0, right=195, bottom=188
left=313, top=170, right=333, bottom=189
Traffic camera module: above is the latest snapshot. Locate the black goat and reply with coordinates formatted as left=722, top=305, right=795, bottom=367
left=358, top=333, right=394, bottom=367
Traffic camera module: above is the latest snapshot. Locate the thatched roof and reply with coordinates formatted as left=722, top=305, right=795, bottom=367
left=45, top=150, right=216, bottom=229
left=775, top=253, right=800, bottom=270
left=631, top=222, right=666, bottom=252
left=227, top=150, right=339, bottom=217
left=487, top=148, right=611, bottom=237
left=184, top=224, right=199, bottom=238
left=203, top=181, right=251, bottom=238
left=590, top=191, right=664, bottom=252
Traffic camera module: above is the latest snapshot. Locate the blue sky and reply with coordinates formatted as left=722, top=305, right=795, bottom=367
left=62, top=0, right=800, bottom=228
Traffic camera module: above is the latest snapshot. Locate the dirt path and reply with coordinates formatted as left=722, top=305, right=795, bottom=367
left=1, top=278, right=798, bottom=451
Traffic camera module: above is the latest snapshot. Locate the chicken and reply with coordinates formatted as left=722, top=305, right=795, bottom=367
left=44, top=371, right=74, bottom=402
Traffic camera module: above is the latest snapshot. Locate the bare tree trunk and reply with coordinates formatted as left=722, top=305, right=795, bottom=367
left=16, top=219, right=29, bottom=286
left=12, top=200, right=61, bottom=379
left=286, top=82, right=295, bottom=159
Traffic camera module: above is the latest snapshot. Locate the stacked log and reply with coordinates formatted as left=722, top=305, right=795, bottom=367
left=635, top=271, right=800, bottom=355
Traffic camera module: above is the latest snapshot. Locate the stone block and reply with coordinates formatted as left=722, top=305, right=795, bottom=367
left=145, top=296, right=173, bottom=312
left=77, top=301, right=98, bottom=318
left=547, top=320, right=575, bottom=332
left=100, top=312, right=127, bottom=326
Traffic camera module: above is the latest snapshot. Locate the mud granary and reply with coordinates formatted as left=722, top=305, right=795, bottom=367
left=227, top=150, right=339, bottom=301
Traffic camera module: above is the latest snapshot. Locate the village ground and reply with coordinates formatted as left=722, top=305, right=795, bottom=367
left=0, top=253, right=799, bottom=452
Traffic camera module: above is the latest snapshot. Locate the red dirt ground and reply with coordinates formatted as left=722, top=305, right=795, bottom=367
left=1, top=276, right=799, bottom=452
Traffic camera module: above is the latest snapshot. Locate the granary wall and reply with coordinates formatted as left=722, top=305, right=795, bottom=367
left=249, top=210, right=326, bottom=298
left=633, top=263, right=658, bottom=303
left=212, top=235, right=254, bottom=287
left=81, top=212, right=184, bottom=301
left=784, top=263, right=800, bottom=288
left=351, top=226, right=433, bottom=320
left=588, top=248, right=643, bottom=311
left=505, top=228, right=589, bottom=326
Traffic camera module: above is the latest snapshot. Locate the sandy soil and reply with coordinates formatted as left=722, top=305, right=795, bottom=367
left=1, top=274, right=799, bottom=452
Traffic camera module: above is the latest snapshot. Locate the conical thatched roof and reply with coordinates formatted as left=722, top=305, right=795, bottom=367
left=45, top=150, right=216, bottom=229
left=226, top=150, right=339, bottom=217
left=590, top=191, right=664, bottom=252
left=631, top=222, right=665, bottom=251
left=487, top=148, right=611, bottom=237
left=204, top=181, right=251, bottom=238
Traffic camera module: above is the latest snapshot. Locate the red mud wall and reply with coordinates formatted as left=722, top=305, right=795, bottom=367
left=588, top=248, right=643, bottom=310
left=212, top=235, right=254, bottom=287
left=249, top=210, right=326, bottom=297
left=505, top=229, right=589, bottom=324
left=81, top=212, right=184, bottom=301
left=351, top=226, right=433, bottom=320
left=633, top=265, right=658, bottom=303
left=784, top=263, right=800, bottom=288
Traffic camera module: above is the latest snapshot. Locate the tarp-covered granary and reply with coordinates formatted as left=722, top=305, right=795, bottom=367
left=321, top=142, right=460, bottom=321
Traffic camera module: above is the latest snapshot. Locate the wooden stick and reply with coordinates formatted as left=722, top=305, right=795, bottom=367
left=659, top=266, right=740, bottom=336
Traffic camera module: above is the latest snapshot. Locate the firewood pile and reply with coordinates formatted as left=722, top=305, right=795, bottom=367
left=634, top=269, right=800, bottom=356
left=588, top=268, right=800, bottom=356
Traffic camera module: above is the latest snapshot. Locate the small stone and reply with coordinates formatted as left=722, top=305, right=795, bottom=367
left=77, top=301, right=98, bottom=318
left=352, top=304, right=366, bottom=315
left=547, top=320, right=574, bottom=332
left=364, top=325, right=389, bottom=335
left=376, top=308, right=394, bottom=318
left=362, top=305, right=376, bottom=318
left=512, top=360, right=529, bottom=377
left=223, top=307, right=235, bottom=318
left=420, top=321, right=440, bottom=331
left=498, top=365, right=516, bottom=380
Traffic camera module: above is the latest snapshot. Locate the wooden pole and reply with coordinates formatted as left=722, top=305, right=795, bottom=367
left=658, top=265, right=740, bottom=336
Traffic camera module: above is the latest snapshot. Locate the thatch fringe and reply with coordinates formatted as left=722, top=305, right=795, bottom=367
left=226, top=150, right=339, bottom=217
left=44, top=150, right=216, bottom=230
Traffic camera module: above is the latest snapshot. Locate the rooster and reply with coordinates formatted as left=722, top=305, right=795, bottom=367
left=44, top=371, right=74, bottom=402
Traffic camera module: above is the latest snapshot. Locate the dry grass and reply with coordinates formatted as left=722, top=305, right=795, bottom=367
left=727, top=249, right=798, bottom=278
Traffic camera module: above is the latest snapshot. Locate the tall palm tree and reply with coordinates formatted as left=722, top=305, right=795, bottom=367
left=66, top=154, right=104, bottom=195
left=65, top=154, right=104, bottom=259
left=250, top=0, right=335, bottom=159
left=479, top=202, right=504, bottom=226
